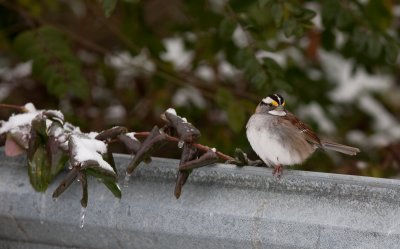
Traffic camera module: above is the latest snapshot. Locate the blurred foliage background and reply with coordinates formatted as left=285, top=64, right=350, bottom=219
left=0, top=0, right=399, bottom=178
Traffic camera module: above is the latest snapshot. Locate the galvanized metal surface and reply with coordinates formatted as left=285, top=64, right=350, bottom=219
left=1, top=149, right=400, bottom=249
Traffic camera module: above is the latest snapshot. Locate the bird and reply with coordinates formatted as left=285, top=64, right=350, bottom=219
left=246, top=93, right=360, bottom=177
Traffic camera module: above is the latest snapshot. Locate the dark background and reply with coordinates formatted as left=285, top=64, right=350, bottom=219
left=0, top=0, right=399, bottom=177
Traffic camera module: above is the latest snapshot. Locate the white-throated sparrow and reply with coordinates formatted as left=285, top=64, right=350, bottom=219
left=246, top=93, right=360, bottom=177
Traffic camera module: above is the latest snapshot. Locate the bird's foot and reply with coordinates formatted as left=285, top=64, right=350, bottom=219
left=272, top=165, right=283, bottom=178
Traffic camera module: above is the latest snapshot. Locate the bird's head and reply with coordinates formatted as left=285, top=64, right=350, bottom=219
left=255, top=93, right=286, bottom=116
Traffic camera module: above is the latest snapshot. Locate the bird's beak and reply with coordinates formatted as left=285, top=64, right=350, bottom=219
left=275, top=105, right=284, bottom=111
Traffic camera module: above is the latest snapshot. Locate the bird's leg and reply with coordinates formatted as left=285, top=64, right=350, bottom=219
left=272, top=164, right=283, bottom=178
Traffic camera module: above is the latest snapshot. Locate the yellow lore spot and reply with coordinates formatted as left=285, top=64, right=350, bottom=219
left=271, top=100, right=279, bottom=107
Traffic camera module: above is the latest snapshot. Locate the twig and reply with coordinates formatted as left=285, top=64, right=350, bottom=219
left=134, top=132, right=234, bottom=161
left=0, top=104, right=26, bottom=112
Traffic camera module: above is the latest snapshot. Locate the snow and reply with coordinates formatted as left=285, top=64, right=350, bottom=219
left=70, top=134, right=114, bottom=173
left=195, top=65, right=215, bottom=82
left=172, top=87, right=206, bottom=108
left=320, top=50, right=393, bottom=103
left=218, top=60, right=238, bottom=79
left=161, top=37, right=193, bottom=70
left=0, top=112, right=39, bottom=134
left=105, top=104, right=126, bottom=123
left=0, top=61, right=32, bottom=81
left=166, top=108, right=177, bottom=116
left=296, top=102, right=336, bottom=134
left=106, top=50, right=155, bottom=88
left=320, top=50, right=399, bottom=146
left=125, top=132, right=138, bottom=141
left=232, top=26, right=249, bottom=48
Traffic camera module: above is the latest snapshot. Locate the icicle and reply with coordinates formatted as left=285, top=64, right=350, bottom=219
left=79, top=206, right=86, bottom=228
left=39, top=193, right=46, bottom=224
left=178, top=140, right=185, bottom=148
left=123, top=172, right=131, bottom=188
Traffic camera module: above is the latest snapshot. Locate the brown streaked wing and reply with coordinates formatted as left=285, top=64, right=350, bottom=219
left=279, top=112, right=322, bottom=146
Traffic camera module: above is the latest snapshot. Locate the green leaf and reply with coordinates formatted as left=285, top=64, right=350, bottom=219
left=216, top=88, right=234, bottom=109
left=227, top=101, right=246, bottom=132
left=28, top=146, right=51, bottom=192
left=219, top=18, right=236, bottom=42
left=283, top=18, right=297, bottom=37
left=298, top=8, right=316, bottom=22
left=103, top=181, right=122, bottom=199
left=100, top=0, right=118, bottom=18
left=250, top=71, right=268, bottom=89
left=258, top=0, right=272, bottom=8
left=384, top=41, right=399, bottom=64
left=271, top=3, right=284, bottom=27
left=85, top=167, right=121, bottom=198
left=13, top=26, right=89, bottom=99
left=336, top=11, right=352, bottom=30
left=367, top=36, right=382, bottom=59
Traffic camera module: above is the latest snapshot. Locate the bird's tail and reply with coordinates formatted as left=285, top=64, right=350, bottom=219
left=321, top=140, right=360, bottom=156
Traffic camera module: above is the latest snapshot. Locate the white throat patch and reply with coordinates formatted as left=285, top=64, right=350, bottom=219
left=268, top=110, right=286, bottom=116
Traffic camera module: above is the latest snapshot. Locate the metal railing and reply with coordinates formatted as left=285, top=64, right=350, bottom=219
left=1, top=149, right=400, bottom=249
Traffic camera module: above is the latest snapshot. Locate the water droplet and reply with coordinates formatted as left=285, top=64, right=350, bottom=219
left=52, top=197, right=58, bottom=202
left=68, top=164, right=73, bottom=170
left=178, top=140, right=184, bottom=148
left=80, top=207, right=86, bottom=228
left=123, top=173, right=131, bottom=188
left=77, top=178, right=80, bottom=182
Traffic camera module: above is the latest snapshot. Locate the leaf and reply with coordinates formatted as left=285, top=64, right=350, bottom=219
left=103, top=181, right=121, bottom=199
left=258, top=0, right=272, bottom=8
left=226, top=148, right=264, bottom=166
left=250, top=71, right=268, bottom=89
left=117, top=134, right=141, bottom=153
left=216, top=88, right=234, bottom=109
left=161, top=109, right=201, bottom=143
left=85, top=168, right=118, bottom=183
left=283, top=18, right=297, bottom=37
left=52, top=167, right=79, bottom=199
left=126, top=126, right=167, bottom=174
left=13, top=26, right=89, bottom=99
left=271, top=3, right=284, bottom=27
left=174, top=170, right=191, bottom=199
left=179, top=149, right=218, bottom=170
left=336, top=11, right=352, bottom=30
left=175, top=143, right=197, bottom=199
left=219, top=17, right=236, bottom=42
left=28, top=145, right=51, bottom=192
left=298, top=8, right=316, bottom=22
left=368, top=36, right=382, bottom=59
left=227, top=102, right=246, bottom=132
left=384, top=41, right=399, bottom=64
left=100, top=0, right=118, bottom=18
left=95, top=126, right=128, bottom=141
